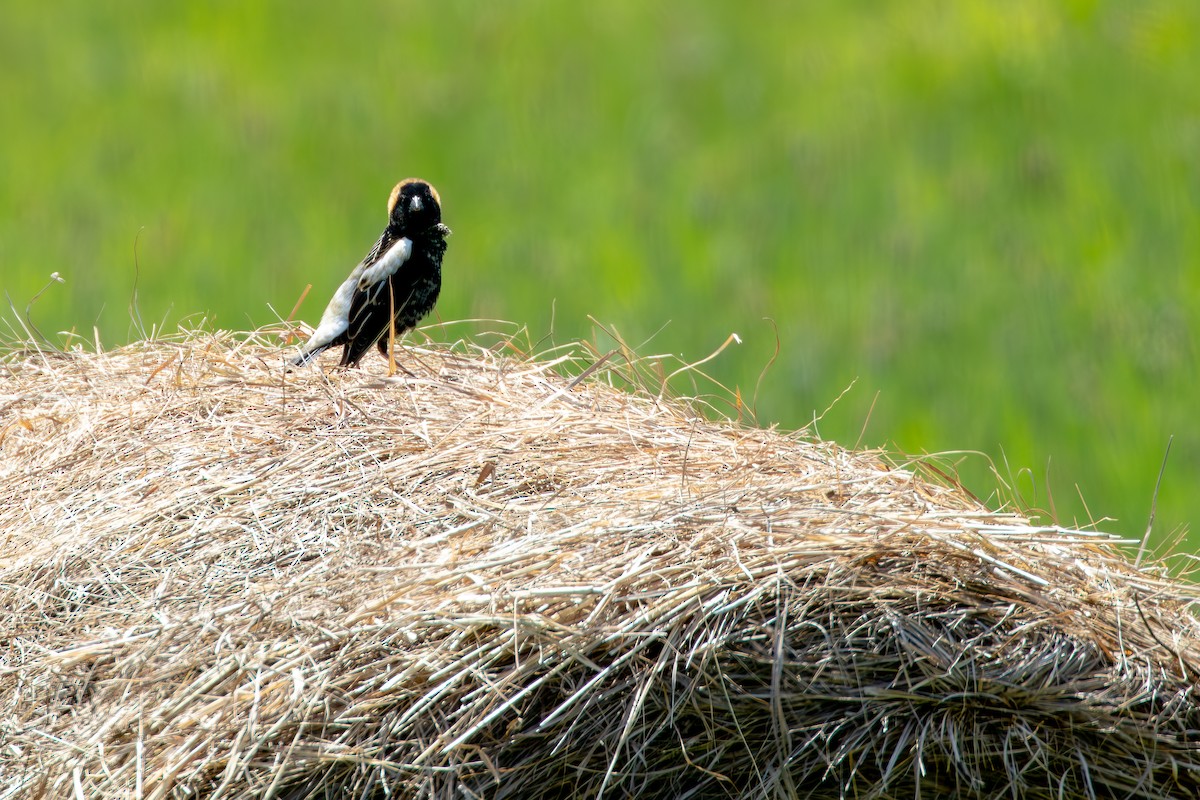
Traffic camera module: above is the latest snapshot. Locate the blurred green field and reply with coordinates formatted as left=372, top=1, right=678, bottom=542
left=2, top=1, right=1196, bottom=552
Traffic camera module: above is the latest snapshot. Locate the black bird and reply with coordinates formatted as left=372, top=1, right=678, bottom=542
left=292, top=179, right=449, bottom=368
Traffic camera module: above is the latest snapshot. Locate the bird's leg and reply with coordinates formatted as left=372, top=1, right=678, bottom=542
left=387, top=283, right=398, bottom=377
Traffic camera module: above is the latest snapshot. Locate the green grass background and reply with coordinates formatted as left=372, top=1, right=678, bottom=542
left=2, top=1, right=1196, bottom=551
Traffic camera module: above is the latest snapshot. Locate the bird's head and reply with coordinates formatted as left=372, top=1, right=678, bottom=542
left=387, top=178, right=443, bottom=235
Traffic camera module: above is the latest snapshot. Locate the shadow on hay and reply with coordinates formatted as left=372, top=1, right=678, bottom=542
left=262, top=572, right=1200, bottom=800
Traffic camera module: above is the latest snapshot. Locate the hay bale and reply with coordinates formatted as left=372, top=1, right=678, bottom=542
left=2, top=328, right=1199, bottom=799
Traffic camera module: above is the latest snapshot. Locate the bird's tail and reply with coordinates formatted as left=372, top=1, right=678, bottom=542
left=290, top=345, right=326, bottom=367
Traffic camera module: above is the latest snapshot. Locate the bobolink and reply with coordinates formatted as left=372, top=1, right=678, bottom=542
left=292, top=178, right=449, bottom=368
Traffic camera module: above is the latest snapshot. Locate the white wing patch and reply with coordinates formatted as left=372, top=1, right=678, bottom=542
left=301, top=272, right=358, bottom=354
left=295, top=236, right=413, bottom=359
left=358, top=237, right=412, bottom=289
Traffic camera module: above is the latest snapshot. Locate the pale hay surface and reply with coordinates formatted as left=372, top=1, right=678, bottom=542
left=2, top=328, right=1199, bottom=799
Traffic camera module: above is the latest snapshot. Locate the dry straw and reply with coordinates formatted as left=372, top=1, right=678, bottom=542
left=2, top=326, right=1199, bottom=799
